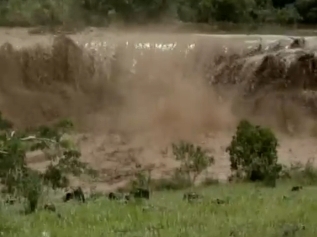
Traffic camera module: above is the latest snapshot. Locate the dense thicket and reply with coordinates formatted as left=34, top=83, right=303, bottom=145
left=0, top=0, right=316, bottom=26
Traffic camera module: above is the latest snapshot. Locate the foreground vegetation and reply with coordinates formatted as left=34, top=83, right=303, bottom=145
left=1, top=183, right=317, bottom=237
left=0, top=0, right=316, bottom=29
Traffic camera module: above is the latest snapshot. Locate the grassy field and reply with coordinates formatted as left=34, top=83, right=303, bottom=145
left=1, top=182, right=316, bottom=237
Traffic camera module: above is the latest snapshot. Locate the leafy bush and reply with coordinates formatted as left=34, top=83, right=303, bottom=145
left=125, top=141, right=214, bottom=192
left=0, top=114, right=96, bottom=213
left=226, top=120, right=282, bottom=186
left=172, top=141, right=214, bottom=185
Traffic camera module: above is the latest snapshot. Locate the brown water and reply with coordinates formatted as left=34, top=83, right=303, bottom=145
left=1, top=27, right=317, bottom=192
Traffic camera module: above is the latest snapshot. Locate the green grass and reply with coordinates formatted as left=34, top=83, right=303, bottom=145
left=1, top=182, right=317, bottom=237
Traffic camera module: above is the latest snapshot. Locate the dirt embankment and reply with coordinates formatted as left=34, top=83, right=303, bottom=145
left=1, top=30, right=317, bottom=191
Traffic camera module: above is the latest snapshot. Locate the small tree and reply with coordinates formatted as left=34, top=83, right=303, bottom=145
left=226, top=120, right=282, bottom=186
left=0, top=114, right=97, bottom=213
left=172, top=141, right=214, bottom=185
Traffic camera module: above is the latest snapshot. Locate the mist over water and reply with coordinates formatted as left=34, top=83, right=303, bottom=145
left=0, top=33, right=316, bottom=142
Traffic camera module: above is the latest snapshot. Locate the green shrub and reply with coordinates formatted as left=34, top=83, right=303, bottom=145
left=172, top=141, right=214, bottom=185
left=126, top=141, right=214, bottom=191
left=0, top=114, right=97, bottom=213
left=226, top=120, right=282, bottom=186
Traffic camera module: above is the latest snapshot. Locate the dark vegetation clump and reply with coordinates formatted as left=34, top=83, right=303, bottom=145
left=0, top=0, right=315, bottom=30
left=108, top=192, right=119, bottom=200
left=131, top=188, right=150, bottom=200
left=108, top=189, right=149, bottom=203
left=226, top=120, right=282, bottom=187
left=225, top=120, right=317, bottom=188
left=183, top=192, right=202, bottom=201
left=44, top=203, right=56, bottom=212
left=291, top=185, right=303, bottom=191
left=63, top=186, right=86, bottom=203
left=108, top=192, right=131, bottom=201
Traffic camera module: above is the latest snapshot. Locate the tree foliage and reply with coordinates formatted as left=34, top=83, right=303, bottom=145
left=172, top=141, right=214, bottom=184
left=0, top=113, right=96, bottom=213
left=226, top=120, right=282, bottom=186
left=77, top=0, right=316, bottom=24
left=0, top=0, right=316, bottom=26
